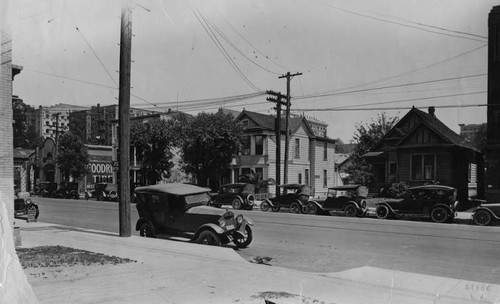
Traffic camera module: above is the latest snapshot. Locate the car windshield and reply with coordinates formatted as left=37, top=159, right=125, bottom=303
left=185, top=192, right=210, bottom=206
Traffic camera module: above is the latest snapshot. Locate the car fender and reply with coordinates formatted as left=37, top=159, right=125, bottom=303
left=377, top=202, right=396, bottom=214
left=135, top=218, right=155, bottom=231
left=265, top=198, right=277, bottom=208
left=307, top=200, right=325, bottom=212
left=243, top=216, right=254, bottom=226
left=474, top=207, right=500, bottom=220
left=431, top=203, right=455, bottom=215
left=194, top=223, right=225, bottom=240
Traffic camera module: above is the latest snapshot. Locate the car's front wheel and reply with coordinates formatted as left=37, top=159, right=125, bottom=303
left=376, top=205, right=391, bottom=219
left=306, top=202, right=318, bottom=215
left=430, top=207, right=449, bottom=223
left=290, top=202, right=301, bottom=214
left=233, top=226, right=253, bottom=248
left=196, top=230, right=221, bottom=246
left=344, top=204, right=357, bottom=217
left=139, top=222, right=156, bottom=238
left=473, top=209, right=493, bottom=226
left=260, top=199, right=270, bottom=212
left=232, top=197, right=243, bottom=210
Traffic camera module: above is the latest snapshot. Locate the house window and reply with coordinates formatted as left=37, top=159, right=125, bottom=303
left=241, top=119, right=249, bottom=128
left=323, top=170, right=328, bottom=187
left=242, top=136, right=250, bottom=155
left=241, top=168, right=251, bottom=177
left=389, top=162, right=397, bottom=175
left=255, top=136, right=264, bottom=155
left=305, top=169, right=309, bottom=185
left=298, top=173, right=302, bottom=184
left=323, top=142, right=328, bottom=160
left=255, top=167, right=263, bottom=179
left=411, top=154, right=435, bottom=181
left=295, top=139, right=300, bottom=159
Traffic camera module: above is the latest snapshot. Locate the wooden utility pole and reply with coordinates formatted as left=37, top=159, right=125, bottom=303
left=279, top=72, right=302, bottom=184
left=267, top=90, right=286, bottom=195
left=118, top=2, right=132, bottom=237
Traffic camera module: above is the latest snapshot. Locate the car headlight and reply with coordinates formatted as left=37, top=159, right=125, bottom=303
left=218, top=219, right=226, bottom=228
left=26, top=199, right=32, bottom=204
left=236, top=215, right=243, bottom=224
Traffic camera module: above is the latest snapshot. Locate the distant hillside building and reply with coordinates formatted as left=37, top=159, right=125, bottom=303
left=69, top=104, right=157, bottom=145
left=26, top=103, right=89, bottom=140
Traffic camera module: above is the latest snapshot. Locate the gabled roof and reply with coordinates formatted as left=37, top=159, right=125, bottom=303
left=373, top=107, right=478, bottom=152
left=236, top=110, right=334, bottom=142
left=13, top=148, right=35, bottom=159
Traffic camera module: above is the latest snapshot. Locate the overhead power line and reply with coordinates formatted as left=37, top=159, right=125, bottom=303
left=295, top=73, right=487, bottom=100
left=75, top=26, right=119, bottom=88
left=292, top=103, right=489, bottom=112
left=312, top=0, right=487, bottom=43
left=293, top=91, right=486, bottom=112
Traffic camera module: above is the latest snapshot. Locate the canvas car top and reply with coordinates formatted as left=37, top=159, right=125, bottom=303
left=222, top=183, right=247, bottom=188
left=329, top=184, right=363, bottom=190
left=409, top=185, right=455, bottom=191
left=134, top=183, right=212, bottom=196
left=278, top=184, right=304, bottom=188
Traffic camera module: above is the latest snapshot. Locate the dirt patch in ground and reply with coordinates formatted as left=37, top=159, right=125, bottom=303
left=16, top=245, right=136, bottom=283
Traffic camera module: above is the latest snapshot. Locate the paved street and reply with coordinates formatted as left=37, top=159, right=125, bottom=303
left=27, top=197, right=500, bottom=284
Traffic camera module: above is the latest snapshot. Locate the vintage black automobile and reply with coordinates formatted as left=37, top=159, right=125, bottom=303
left=85, top=183, right=118, bottom=201
left=54, top=182, right=80, bottom=199
left=135, top=183, right=254, bottom=248
left=260, top=184, right=312, bottom=213
left=208, top=183, right=255, bottom=210
left=375, top=185, right=459, bottom=223
left=472, top=203, right=500, bottom=226
left=34, top=181, right=58, bottom=197
left=306, top=184, right=368, bottom=217
left=14, top=196, right=40, bottom=220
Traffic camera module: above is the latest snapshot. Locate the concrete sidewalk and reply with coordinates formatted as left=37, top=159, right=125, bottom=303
left=17, top=221, right=500, bottom=304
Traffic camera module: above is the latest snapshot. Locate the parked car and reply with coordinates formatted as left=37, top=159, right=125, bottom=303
left=85, top=183, right=118, bottom=201
left=14, top=196, right=39, bottom=220
left=54, top=182, right=80, bottom=199
left=208, top=183, right=255, bottom=210
left=306, top=184, right=368, bottom=217
left=134, top=183, right=254, bottom=248
left=472, top=203, right=500, bottom=226
left=34, top=182, right=58, bottom=197
left=375, top=185, right=459, bottom=223
left=260, top=184, right=312, bottom=213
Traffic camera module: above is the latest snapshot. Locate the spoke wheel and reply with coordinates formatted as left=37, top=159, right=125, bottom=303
left=306, top=202, right=318, bottom=215
left=197, top=230, right=221, bottom=246
left=344, top=204, right=357, bottom=217
left=233, top=226, right=253, bottom=248
left=260, top=200, right=270, bottom=212
left=473, top=209, right=492, bottom=226
left=376, top=205, right=391, bottom=219
left=430, top=207, right=449, bottom=223
left=271, top=206, right=281, bottom=212
left=232, top=198, right=243, bottom=210
left=290, top=202, right=301, bottom=214
left=139, top=223, right=156, bottom=238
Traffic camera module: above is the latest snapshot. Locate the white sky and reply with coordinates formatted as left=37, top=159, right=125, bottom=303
left=9, top=0, right=497, bottom=142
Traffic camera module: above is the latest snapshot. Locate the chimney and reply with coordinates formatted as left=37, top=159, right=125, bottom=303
left=428, top=106, right=435, bottom=117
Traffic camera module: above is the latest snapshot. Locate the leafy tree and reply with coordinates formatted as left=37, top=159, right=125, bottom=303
left=56, top=132, right=90, bottom=182
left=130, top=118, right=175, bottom=185
left=179, top=110, right=244, bottom=190
left=12, top=98, right=43, bottom=149
left=238, top=169, right=275, bottom=193
left=346, top=112, right=398, bottom=186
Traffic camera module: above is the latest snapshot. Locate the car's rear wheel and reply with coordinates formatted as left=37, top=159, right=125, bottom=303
left=306, top=202, right=318, bottom=215
left=97, top=193, right=104, bottom=201
left=260, top=200, right=270, bottom=212
left=430, top=207, right=449, bottom=223
left=196, top=230, right=221, bottom=246
left=290, top=202, right=301, bottom=214
left=245, top=194, right=255, bottom=209
left=376, top=205, right=391, bottom=219
left=473, top=209, right=493, bottom=226
left=233, top=226, right=253, bottom=248
left=344, top=204, right=357, bottom=217
left=139, top=222, right=156, bottom=238
left=232, top=197, right=243, bottom=210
